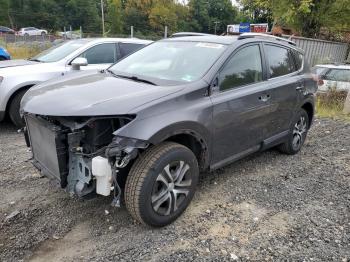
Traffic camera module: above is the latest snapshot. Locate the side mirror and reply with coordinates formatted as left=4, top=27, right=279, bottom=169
left=71, top=57, right=88, bottom=70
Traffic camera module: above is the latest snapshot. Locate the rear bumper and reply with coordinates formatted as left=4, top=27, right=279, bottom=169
left=0, top=110, right=5, bottom=121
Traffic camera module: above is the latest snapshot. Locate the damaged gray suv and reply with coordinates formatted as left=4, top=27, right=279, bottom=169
left=22, top=34, right=317, bottom=227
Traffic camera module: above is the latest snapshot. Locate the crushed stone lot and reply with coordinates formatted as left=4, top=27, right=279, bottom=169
left=0, top=118, right=349, bottom=262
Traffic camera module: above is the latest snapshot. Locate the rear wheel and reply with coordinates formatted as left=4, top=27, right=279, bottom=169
left=279, top=109, right=309, bottom=155
left=125, top=142, right=199, bottom=227
left=9, top=89, right=28, bottom=127
left=0, top=56, right=6, bottom=61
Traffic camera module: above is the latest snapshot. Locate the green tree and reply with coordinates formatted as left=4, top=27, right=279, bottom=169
left=149, top=0, right=178, bottom=33
left=107, top=0, right=124, bottom=34
left=188, top=0, right=239, bottom=34
left=240, top=0, right=350, bottom=38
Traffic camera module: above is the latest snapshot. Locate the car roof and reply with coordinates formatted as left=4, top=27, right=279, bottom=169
left=162, top=35, right=303, bottom=52
left=315, top=64, right=350, bottom=70
left=171, top=32, right=214, bottom=37
left=85, top=37, right=153, bottom=45
left=163, top=35, right=239, bottom=45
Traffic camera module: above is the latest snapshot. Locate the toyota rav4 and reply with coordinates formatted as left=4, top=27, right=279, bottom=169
left=22, top=33, right=317, bottom=227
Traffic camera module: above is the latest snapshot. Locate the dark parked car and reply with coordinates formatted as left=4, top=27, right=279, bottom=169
left=0, top=26, right=15, bottom=34
left=22, top=34, right=317, bottom=227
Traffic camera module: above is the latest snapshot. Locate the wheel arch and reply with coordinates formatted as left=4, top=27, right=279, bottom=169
left=145, top=121, right=211, bottom=171
left=5, top=84, right=35, bottom=116
left=301, top=101, right=314, bottom=128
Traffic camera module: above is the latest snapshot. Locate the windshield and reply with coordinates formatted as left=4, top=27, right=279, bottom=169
left=30, top=39, right=90, bottom=63
left=109, top=41, right=227, bottom=83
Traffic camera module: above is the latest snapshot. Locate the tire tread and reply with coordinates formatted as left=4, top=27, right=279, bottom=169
left=124, top=142, right=189, bottom=225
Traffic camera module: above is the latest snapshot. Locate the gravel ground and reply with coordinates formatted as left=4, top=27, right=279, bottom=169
left=0, top=118, right=349, bottom=262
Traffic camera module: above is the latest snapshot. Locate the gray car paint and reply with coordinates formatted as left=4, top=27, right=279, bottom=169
left=23, top=36, right=317, bottom=170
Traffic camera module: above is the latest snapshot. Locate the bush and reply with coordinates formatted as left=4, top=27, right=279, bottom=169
left=316, top=90, right=349, bottom=119
left=5, top=41, right=52, bottom=59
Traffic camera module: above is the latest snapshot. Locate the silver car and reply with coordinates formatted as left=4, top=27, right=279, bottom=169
left=0, top=38, right=152, bottom=126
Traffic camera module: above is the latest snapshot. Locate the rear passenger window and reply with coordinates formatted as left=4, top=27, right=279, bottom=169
left=219, top=45, right=263, bottom=91
left=119, top=43, right=143, bottom=58
left=265, top=45, right=294, bottom=78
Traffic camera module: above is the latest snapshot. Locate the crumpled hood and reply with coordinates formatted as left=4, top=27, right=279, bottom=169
left=0, top=59, right=39, bottom=69
left=22, top=71, right=184, bottom=116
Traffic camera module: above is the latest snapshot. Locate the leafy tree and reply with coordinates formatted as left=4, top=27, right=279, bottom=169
left=106, top=0, right=123, bottom=34
left=189, top=0, right=239, bottom=34
left=240, top=0, right=350, bottom=38
left=149, top=0, right=178, bottom=33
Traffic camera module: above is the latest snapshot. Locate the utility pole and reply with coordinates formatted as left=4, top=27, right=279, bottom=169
left=101, top=0, right=105, bottom=36
left=214, top=21, right=220, bottom=35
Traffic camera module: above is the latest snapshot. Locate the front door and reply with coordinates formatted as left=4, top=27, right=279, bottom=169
left=210, top=44, right=273, bottom=167
left=71, top=43, right=118, bottom=72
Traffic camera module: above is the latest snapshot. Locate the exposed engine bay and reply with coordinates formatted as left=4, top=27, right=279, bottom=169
left=24, top=114, right=149, bottom=206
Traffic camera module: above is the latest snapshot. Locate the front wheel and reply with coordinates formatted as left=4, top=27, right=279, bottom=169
left=125, top=142, right=199, bottom=227
left=279, top=109, right=309, bottom=155
left=9, top=89, right=27, bottom=127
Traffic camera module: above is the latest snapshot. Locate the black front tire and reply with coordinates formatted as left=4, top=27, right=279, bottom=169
left=279, top=109, right=309, bottom=155
left=9, top=89, right=27, bottom=127
left=125, top=142, right=199, bottom=227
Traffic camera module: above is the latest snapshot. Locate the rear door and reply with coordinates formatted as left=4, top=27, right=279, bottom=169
left=210, top=44, right=272, bottom=166
left=261, top=43, right=302, bottom=139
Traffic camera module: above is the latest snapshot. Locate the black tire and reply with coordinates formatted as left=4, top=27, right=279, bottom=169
left=279, top=109, right=309, bottom=155
left=9, top=89, right=28, bottom=127
left=24, top=33, right=29, bottom=37
left=125, top=142, right=199, bottom=227
left=0, top=56, right=6, bottom=61
left=41, top=31, right=46, bottom=36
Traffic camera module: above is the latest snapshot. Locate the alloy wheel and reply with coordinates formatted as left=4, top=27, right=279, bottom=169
left=292, top=115, right=307, bottom=150
left=151, top=160, right=192, bottom=216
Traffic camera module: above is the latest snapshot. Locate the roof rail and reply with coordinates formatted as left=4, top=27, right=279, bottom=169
left=238, top=33, right=297, bottom=46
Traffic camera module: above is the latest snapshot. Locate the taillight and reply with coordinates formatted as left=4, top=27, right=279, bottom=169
left=311, top=74, right=324, bottom=86
left=317, top=79, right=324, bottom=86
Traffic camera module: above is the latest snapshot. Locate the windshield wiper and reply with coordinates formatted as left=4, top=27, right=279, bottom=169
left=107, top=70, right=157, bottom=86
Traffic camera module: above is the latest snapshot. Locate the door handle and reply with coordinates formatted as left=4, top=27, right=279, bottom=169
left=259, top=94, right=271, bottom=102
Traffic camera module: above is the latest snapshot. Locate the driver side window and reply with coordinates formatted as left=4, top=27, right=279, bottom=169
left=219, top=45, right=263, bottom=91
left=79, top=43, right=117, bottom=64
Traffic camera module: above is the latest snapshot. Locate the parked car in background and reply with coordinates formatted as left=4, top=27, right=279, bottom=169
left=0, top=46, right=10, bottom=60
left=58, top=31, right=81, bottom=39
left=312, top=64, right=350, bottom=92
left=0, top=38, right=152, bottom=127
left=17, top=27, right=48, bottom=36
left=0, top=26, right=15, bottom=34
left=22, top=34, right=317, bottom=227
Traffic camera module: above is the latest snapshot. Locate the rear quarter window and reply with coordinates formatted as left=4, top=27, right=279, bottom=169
left=292, top=51, right=303, bottom=71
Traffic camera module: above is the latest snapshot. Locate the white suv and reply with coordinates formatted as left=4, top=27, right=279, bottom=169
left=312, top=64, right=350, bottom=92
left=0, top=38, right=152, bottom=126
left=17, top=27, right=48, bottom=36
